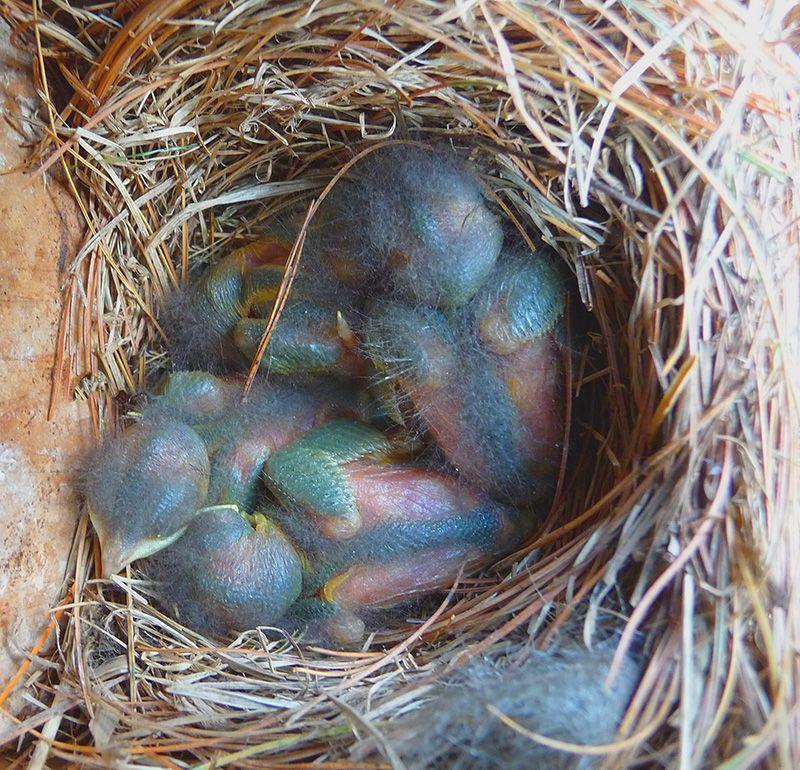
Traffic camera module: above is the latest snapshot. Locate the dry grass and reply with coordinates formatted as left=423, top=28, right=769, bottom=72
left=0, top=0, right=798, bottom=767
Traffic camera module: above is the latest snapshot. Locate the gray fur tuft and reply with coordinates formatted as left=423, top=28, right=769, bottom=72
left=370, top=640, right=639, bottom=770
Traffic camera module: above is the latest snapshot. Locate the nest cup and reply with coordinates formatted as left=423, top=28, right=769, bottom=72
left=2, top=1, right=797, bottom=767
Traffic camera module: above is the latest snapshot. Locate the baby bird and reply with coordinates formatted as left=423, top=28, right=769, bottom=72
left=163, top=235, right=361, bottom=376
left=146, top=507, right=303, bottom=635
left=202, top=382, right=370, bottom=512
left=83, top=416, right=210, bottom=577
left=468, top=248, right=566, bottom=494
left=233, top=299, right=362, bottom=377
left=148, top=370, right=245, bottom=424
left=310, top=144, right=504, bottom=308
left=363, top=245, right=566, bottom=504
left=264, top=419, right=397, bottom=540
left=162, top=237, right=291, bottom=371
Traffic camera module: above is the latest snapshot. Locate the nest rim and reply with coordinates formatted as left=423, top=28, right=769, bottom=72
left=0, top=1, right=797, bottom=768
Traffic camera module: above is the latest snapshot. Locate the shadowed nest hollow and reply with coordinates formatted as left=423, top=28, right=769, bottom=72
left=1, top=1, right=798, bottom=768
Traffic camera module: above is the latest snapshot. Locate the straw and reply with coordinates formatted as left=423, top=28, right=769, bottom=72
left=0, top=1, right=797, bottom=767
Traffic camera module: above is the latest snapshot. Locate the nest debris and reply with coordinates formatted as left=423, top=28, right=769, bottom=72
left=0, top=1, right=798, bottom=768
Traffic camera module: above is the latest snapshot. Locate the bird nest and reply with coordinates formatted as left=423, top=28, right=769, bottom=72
left=1, top=1, right=798, bottom=768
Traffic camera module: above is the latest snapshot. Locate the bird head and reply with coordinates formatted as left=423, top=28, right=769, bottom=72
left=84, top=417, right=210, bottom=577
left=146, top=507, right=304, bottom=635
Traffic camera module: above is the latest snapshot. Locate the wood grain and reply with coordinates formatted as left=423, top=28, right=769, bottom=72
left=0, top=22, right=89, bottom=716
